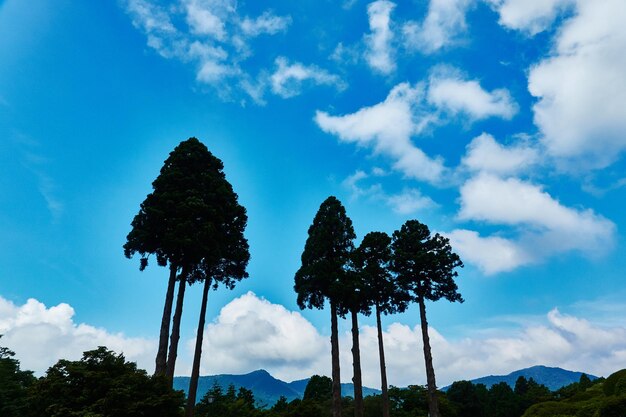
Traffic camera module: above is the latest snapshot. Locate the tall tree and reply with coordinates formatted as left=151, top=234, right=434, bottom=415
left=124, top=137, right=249, bottom=396
left=354, top=231, right=409, bottom=417
left=294, top=196, right=356, bottom=417
left=390, top=220, right=463, bottom=417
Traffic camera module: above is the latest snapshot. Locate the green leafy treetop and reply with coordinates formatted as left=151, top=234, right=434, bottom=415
left=124, top=137, right=249, bottom=283
left=26, top=347, right=184, bottom=417
left=294, top=196, right=356, bottom=310
left=0, top=336, right=36, bottom=417
left=391, top=220, right=463, bottom=304
left=354, top=231, right=410, bottom=316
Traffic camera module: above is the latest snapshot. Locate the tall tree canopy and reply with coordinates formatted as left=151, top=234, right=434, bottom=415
left=391, top=220, right=463, bottom=417
left=294, top=196, right=356, bottom=417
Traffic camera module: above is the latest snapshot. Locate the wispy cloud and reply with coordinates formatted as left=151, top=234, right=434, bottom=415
left=342, top=169, right=436, bottom=215
left=14, top=135, right=63, bottom=221
left=270, top=57, right=346, bottom=99
left=403, top=0, right=472, bottom=53
left=123, top=0, right=306, bottom=104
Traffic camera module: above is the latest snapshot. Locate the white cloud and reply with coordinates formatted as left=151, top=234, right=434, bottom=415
left=364, top=0, right=396, bottom=74
left=316, top=83, right=445, bottom=184
left=387, top=188, right=436, bottom=214
left=342, top=170, right=435, bottom=215
left=446, top=229, right=530, bottom=274
left=0, top=296, right=155, bottom=375
left=352, top=308, right=626, bottom=387
left=403, top=0, right=472, bottom=53
left=486, top=0, right=574, bottom=35
left=4, top=294, right=626, bottom=389
left=240, top=11, right=291, bottom=37
left=183, top=0, right=234, bottom=40
left=270, top=57, right=346, bottom=99
left=191, top=292, right=328, bottom=382
left=462, top=133, right=539, bottom=175
left=455, top=174, right=615, bottom=271
left=428, top=69, right=518, bottom=120
left=124, top=0, right=293, bottom=103
left=528, top=0, right=626, bottom=168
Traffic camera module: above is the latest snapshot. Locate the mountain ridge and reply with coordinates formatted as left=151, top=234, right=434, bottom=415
left=174, top=365, right=598, bottom=406
left=442, top=365, right=598, bottom=391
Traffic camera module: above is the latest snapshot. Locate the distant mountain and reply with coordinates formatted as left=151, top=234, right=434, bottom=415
left=173, top=370, right=381, bottom=407
left=442, top=365, right=598, bottom=391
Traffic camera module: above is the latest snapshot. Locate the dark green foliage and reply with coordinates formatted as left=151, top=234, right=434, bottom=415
left=487, top=382, right=519, bottom=417
left=0, top=340, right=36, bottom=417
left=578, top=374, right=592, bottom=391
left=597, top=395, right=626, bottom=417
left=124, top=137, right=249, bottom=287
left=26, top=347, right=184, bottom=417
left=603, top=369, right=626, bottom=396
left=195, top=384, right=260, bottom=417
left=522, top=370, right=626, bottom=417
left=304, top=375, right=333, bottom=402
left=294, top=196, right=356, bottom=310
left=390, top=220, right=463, bottom=304
left=354, top=231, right=410, bottom=316
left=447, top=381, right=488, bottom=417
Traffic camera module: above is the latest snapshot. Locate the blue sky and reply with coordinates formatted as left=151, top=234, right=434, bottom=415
left=2, top=0, right=626, bottom=387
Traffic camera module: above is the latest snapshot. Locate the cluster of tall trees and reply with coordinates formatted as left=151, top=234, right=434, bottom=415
left=294, top=196, right=464, bottom=417
left=124, top=138, right=250, bottom=417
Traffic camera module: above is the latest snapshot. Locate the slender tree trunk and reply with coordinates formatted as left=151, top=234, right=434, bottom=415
left=330, top=300, right=342, bottom=417
left=351, top=309, right=364, bottom=417
left=376, top=305, right=390, bottom=417
left=185, top=278, right=211, bottom=417
left=418, top=296, right=440, bottom=417
left=155, top=263, right=177, bottom=376
left=165, top=270, right=187, bottom=382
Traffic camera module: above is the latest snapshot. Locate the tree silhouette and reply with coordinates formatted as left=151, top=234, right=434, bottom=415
left=390, top=220, right=463, bottom=417
left=123, top=138, right=249, bottom=413
left=294, top=196, right=356, bottom=417
left=354, top=231, right=409, bottom=417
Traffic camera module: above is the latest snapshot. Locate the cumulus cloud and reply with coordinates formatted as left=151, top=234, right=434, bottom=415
left=316, top=83, right=445, bottom=184
left=270, top=57, right=346, bottom=99
left=486, top=0, right=574, bottom=35
left=403, top=0, right=472, bottom=53
left=4, top=293, right=626, bottom=388
left=364, top=0, right=396, bottom=74
left=454, top=174, right=615, bottom=273
left=191, top=292, right=328, bottom=382
left=351, top=308, right=626, bottom=387
left=428, top=69, right=518, bottom=120
left=446, top=229, right=529, bottom=274
left=0, top=296, right=155, bottom=375
left=462, top=133, right=539, bottom=175
left=188, top=293, right=626, bottom=387
left=528, top=0, right=626, bottom=168
left=124, top=0, right=294, bottom=103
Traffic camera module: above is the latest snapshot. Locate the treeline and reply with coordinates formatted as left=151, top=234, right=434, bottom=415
left=3, top=340, right=626, bottom=416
